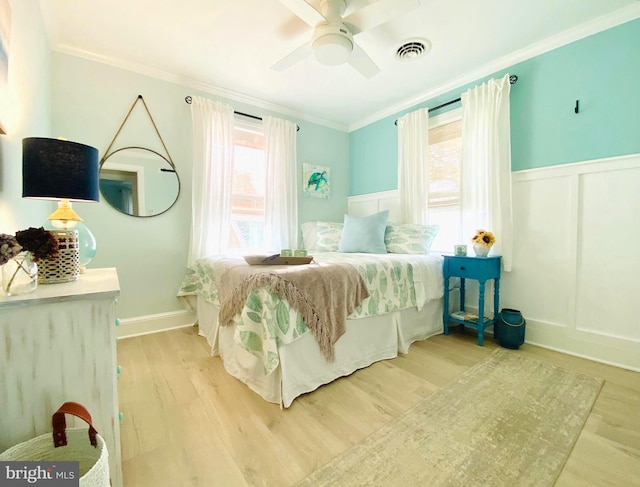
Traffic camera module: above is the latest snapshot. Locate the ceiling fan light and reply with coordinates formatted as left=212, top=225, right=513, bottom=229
left=312, top=33, right=353, bottom=66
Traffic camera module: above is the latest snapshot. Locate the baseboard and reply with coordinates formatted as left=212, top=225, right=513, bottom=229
left=120, top=304, right=639, bottom=371
left=116, top=310, right=197, bottom=339
left=523, top=317, right=640, bottom=372
left=459, top=305, right=639, bottom=371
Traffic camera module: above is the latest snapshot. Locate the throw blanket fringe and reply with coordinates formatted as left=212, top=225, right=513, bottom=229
left=217, top=262, right=370, bottom=362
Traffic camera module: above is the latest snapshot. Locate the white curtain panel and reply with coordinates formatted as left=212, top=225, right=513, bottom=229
left=263, top=116, right=298, bottom=250
left=397, top=107, right=430, bottom=224
left=461, top=74, right=514, bottom=271
left=188, top=96, right=235, bottom=266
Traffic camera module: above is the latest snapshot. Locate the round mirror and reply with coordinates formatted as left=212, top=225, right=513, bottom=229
left=99, top=147, right=180, bottom=217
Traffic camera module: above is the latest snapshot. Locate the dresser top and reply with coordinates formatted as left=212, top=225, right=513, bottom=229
left=0, top=268, right=120, bottom=308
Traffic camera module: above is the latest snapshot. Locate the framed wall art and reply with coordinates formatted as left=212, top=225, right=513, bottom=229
left=302, top=163, right=330, bottom=199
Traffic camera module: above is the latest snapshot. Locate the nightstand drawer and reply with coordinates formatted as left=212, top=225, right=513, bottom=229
left=445, top=258, right=480, bottom=278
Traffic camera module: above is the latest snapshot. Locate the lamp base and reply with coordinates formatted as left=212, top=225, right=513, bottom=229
left=48, top=199, right=82, bottom=224
left=38, top=230, right=80, bottom=284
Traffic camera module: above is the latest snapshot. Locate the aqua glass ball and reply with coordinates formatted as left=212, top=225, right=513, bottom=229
left=75, top=221, right=97, bottom=268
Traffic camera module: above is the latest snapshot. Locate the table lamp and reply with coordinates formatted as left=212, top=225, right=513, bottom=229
left=22, top=137, right=99, bottom=283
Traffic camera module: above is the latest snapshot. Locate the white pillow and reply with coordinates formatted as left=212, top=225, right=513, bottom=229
left=301, top=221, right=318, bottom=250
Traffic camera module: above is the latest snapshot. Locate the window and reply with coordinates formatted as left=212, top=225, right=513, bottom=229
left=426, top=110, right=463, bottom=252
left=228, top=119, right=266, bottom=252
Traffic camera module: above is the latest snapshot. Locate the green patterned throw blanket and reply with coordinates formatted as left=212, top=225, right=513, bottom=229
left=214, top=260, right=370, bottom=363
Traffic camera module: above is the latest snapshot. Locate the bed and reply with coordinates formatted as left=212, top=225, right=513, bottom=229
left=178, top=208, right=449, bottom=407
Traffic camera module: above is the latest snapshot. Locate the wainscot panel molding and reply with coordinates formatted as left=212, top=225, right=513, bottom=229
left=347, top=154, right=640, bottom=371
left=504, top=153, right=640, bottom=371
left=348, top=190, right=400, bottom=221
left=0, top=268, right=123, bottom=487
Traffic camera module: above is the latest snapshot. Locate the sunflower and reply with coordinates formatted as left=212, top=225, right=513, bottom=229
left=471, top=230, right=496, bottom=248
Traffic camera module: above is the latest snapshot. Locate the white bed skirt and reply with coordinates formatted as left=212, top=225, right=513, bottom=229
left=197, top=296, right=445, bottom=407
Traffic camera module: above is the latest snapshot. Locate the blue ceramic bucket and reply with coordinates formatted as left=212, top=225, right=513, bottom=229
left=497, top=308, right=526, bottom=349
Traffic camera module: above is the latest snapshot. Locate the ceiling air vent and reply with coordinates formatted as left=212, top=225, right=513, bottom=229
left=395, top=38, right=432, bottom=61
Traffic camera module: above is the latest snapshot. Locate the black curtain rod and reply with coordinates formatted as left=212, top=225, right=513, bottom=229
left=394, top=74, right=518, bottom=126
left=185, top=96, right=299, bottom=131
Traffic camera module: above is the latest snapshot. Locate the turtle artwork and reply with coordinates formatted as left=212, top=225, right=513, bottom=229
left=303, top=163, right=330, bottom=199
left=307, top=170, right=327, bottom=191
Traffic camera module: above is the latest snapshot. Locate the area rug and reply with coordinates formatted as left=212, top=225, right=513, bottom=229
left=296, top=349, right=603, bottom=487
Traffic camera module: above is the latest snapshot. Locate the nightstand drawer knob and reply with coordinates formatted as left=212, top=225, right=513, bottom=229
left=117, top=365, right=122, bottom=377
left=119, top=412, right=124, bottom=421
left=115, top=318, right=120, bottom=327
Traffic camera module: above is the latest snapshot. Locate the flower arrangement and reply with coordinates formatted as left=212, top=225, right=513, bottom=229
left=0, top=234, right=23, bottom=266
left=1, top=227, right=59, bottom=295
left=471, top=229, right=496, bottom=248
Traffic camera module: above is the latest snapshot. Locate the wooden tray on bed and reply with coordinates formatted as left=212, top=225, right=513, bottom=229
left=244, top=254, right=313, bottom=265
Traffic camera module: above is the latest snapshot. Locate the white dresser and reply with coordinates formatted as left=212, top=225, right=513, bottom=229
left=0, top=268, right=122, bottom=487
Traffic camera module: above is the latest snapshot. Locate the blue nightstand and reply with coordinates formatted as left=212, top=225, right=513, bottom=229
left=443, top=255, right=501, bottom=346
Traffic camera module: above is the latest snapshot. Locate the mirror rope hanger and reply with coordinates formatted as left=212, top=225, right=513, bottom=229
left=101, top=94, right=176, bottom=171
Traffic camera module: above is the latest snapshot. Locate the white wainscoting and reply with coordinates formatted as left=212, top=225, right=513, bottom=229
left=347, top=190, right=401, bottom=221
left=504, top=153, right=640, bottom=370
left=347, top=153, right=640, bottom=371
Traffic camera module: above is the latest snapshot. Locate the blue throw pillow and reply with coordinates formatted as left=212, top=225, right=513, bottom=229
left=338, top=210, right=389, bottom=253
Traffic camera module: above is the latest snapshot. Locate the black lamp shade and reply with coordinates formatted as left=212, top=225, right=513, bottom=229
left=22, top=137, right=100, bottom=202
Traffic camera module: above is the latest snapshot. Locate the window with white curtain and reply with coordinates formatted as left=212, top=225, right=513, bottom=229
left=427, top=109, right=463, bottom=252
left=229, top=119, right=266, bottom=251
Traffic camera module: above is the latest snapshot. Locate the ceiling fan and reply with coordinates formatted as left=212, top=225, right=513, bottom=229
left=272, top=0, right=421, bottom=78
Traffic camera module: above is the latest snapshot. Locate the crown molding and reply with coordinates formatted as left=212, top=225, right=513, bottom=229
left=347, top=4, right=640, bottom=132
left=52, top=45, right=349, bottom=132
left=52, top=3, right=638, bottom=135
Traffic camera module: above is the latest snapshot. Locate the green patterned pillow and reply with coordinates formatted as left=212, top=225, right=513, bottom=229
left=384, top=223, right=440, bottom=254
left=315, top=221, right=343, bottom=252
left=301, top=221, right=319, bottom=250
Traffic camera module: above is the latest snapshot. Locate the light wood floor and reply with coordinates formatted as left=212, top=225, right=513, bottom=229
left=117, top=326, right=640, bottom=486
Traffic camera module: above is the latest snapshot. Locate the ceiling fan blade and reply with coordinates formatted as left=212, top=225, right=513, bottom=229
left=276, top=15, right=311, bottom=40
left=271, top=42, right=313, bottom=71
left=278, top=0, right=327, bottom=27
left=343, top=0, right=420, bottom=34
left=348, top=42, right=380, bottom=78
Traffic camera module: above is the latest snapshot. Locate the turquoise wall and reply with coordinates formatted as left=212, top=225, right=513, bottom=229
left=349, top=19, right=640, bottom=195
left=51, top=53, right=348, bottom=319
left=0, top=0, right=52, bottom=233
left=298, top=121, right=349, bottom=223
left=8, top=11, right=636, bottom=320
left=509, top=19, right=640, bottom=170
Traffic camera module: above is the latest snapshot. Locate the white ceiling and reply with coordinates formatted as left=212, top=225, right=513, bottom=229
left=39, top=0, right=638, bottom=131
